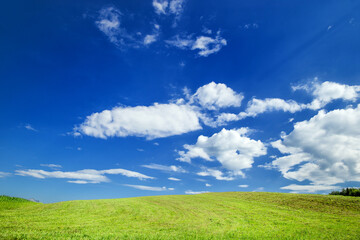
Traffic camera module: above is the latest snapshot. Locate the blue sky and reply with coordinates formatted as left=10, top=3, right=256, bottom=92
left=1, top=0, right=360, bottom=203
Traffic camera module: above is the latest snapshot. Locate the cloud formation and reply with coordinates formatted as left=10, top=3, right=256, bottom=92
left=197, top=168, right=235, bottom=181
left=40, top=164, right=62, bottom=169
left=75, top=103, right=201, bottom=140
left=16, top=168, right=154, bottom=184
left=294, top=80, right=360, bottom=110
left=123, top=184, right=173, bottom=191
left=153, top=0, right=185, bottom=17
left=185, top=190, right=209, bottom=195
left=191, top=82, right=243, bottom=110
left=24, top=124, right=37, bottom=132
left=142, top=163, right=187, bottom=173
left=96, top=7, right=157, bottom=48
left=166, top=31, right=227, bottom=57
left=0, top=172, right=11, bottom=178
left=177, top=128, right=267, bottom=177
left=270, top=105, right=360, bottom=185
left=76, top=82, right=243, bottom=140
left=281, top=184, right=340, bottom=193
left=168, top=177, right=181, bottom=181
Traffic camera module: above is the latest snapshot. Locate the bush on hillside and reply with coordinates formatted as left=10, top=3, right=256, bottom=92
left=329, top=188, right=360, bottom=197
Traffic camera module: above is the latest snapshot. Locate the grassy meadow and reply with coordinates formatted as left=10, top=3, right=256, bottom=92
left=1, top=192, right=360, bottom=239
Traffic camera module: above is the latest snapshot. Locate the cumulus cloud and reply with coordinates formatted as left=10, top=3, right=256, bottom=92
left=168, top=177, right=181, bottom=181
left=281, top=184, right=340, bottom=193
left=243, top=98, right=305, bottom=117
left=123, top=184, right=172, bottom=191
left=205, top=183, right=211, bottom=187
left=166, top=31, right=227, bottom=57
left=293, top=80, right=360, bottom=110
left=185, top=190, right=209, bottom=195
left=142, top=163, right=187, bottom=173
left=15, top=168, right=154, bottom=184
left=191, top=82, right=243, bottom=110
left=75, top=103, right=201, bottom=140
left=270, top=105, right=360, bottom=185
left=177, top=128, right=267, bottom=177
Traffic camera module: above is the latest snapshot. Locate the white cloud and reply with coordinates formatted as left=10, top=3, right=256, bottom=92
left=124, top=184, right=170, bottom=191
left=191, top=82, right=243, bottom=110
left=96, top=7, right=125, bottom=46
left=166, top=31, right=227, bottom=57
left=67, top=180, right=90, bottom=184
left=177, top=128, right=267, bottom=176
left=142, top=163, right=187, bottom=173
left=169, top=0, right=185, bottom=15
left=252, top=187, right=264, bottom=192
left=144, top=34, right=158, bottom=45
left=75, top=103, right=201, bottom=140
left=153, top=0, right=169, bottom=15
left=165, top=34, right=193, bottom=49
left=281, top=184, right=340, bottom=193
left=185, top=190, right=209, bottom=195
left=270, top=105, right=360, bottom=185
left=0, top=171, right=11, bottom=178
left=238, top=184, right=248, bottom=188
left=243, top=98, right=305, bottom=117
left=24, top=124, right=37, bottom=132
left=168, top=177, right=181, bottom=181
left=197, top=168, right=235, bottom=181
left=153, top=0, right=185, bottom=24
left=210, top=81, right=360, bottom=126
left=192, top=33, right=227, bottom=57
left=15, top=168, right=154, bottom=184
left=95, top=6, right=148, bottom=48
left=40, top=164, right=62, bottom=169
left=293, top=80, right=360, bottom=110
left=205, top=183, right=211, bottom=187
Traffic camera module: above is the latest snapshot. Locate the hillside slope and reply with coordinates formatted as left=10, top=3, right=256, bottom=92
left=1, top=192, right=360, bottom=239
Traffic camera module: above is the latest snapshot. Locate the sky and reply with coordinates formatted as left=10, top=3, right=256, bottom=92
left=1, top=0, right=360, bottom=203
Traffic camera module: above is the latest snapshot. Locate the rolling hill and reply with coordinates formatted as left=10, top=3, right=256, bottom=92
left=1, top=192, right=360, bottom=239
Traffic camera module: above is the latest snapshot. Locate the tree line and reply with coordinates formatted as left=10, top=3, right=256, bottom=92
left=329, top=187, right=360, bottom=197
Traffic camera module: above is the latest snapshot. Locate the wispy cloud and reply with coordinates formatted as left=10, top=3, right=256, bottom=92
left=123, top=184, right=173, bottom=191
left=142, top=163, right=187, bottom=173
left=24, top=124, right=37, bottom=132
left=166, top=31, right=227, bottom=57
left=16, top=168, right=154, bottom=184
left=168, top=177, right=181, bottom=181
left=0, top=171, right=11, bottom=178
left=281, top=184, right=340, bottom=193
left=40, top=164, right=62, bottom=169
left=238, top=184, right=248, bottom=188
left=185, top=190, right=209, bottom=195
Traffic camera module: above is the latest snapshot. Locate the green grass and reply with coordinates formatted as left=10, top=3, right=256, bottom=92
left=1, top=192, right=360, bottom=239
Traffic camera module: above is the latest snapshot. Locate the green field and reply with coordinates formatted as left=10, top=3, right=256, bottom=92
left=1, top=192, right=360, bottom=239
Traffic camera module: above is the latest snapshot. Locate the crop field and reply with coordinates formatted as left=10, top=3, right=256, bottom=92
left=1, top=192, right=360, bottom=239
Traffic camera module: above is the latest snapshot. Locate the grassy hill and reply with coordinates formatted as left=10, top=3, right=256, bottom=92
left=1, top=192, right=360, bottom=239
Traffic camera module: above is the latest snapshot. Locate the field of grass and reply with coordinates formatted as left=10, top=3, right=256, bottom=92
left=1, top=192, right=360, bottom=239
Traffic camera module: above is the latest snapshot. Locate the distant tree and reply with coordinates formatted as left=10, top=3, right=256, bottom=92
left=329, top=188, right=360, bottom=197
